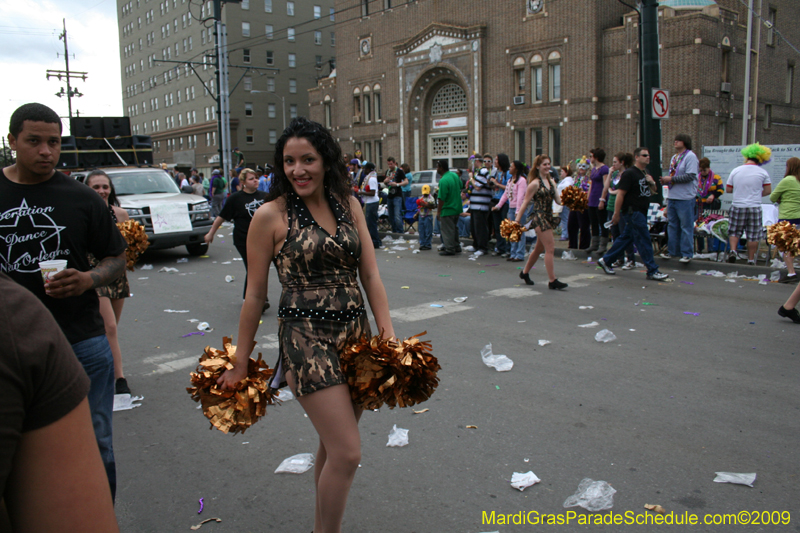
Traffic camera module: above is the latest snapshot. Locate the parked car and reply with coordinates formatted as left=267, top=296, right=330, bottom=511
left=72, top=168, right=213, bottom=255
left=407, top=168, right=468, bottom=198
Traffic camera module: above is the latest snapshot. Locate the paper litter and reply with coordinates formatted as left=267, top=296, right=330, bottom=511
left=713, top=472, right=756, bottom=487
left=275, top=453, right=314, bottom=474
left=510, top=471, right=541, bottom=491
left=578, top=321, right=600, bottom=328
left=164, top=309, right=190, bottom=313
left=113, top=394, right=143, bottom=411
left=197, top=322, right=213, bottom=332
left=225, top=275, right=235, bottom=282
left=177, top=258, right=188, bottom=263
left=595, top=329, right=617, bottom=343
left=159, top=267, right=179, bottom=273
left=563, top=478, right=616, bottom=511
left=386, top=424, right=409, bottom=447
left=140, top=264, right=153, bottom=270
left=538, top=340, right=551, bottom=346
left=480, top=343, right=514, bottom=371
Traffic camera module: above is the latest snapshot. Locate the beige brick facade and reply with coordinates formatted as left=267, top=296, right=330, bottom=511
left=309, top=0, right=800, bottom=173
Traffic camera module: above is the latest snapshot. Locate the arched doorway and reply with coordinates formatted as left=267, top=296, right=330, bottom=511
left=426, top=82, right=470, bottom=169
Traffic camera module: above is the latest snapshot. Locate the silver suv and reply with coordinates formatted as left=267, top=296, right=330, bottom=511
left=408, top=169, right=468, bottom=197
left=73, top=168, right=212, bottom=255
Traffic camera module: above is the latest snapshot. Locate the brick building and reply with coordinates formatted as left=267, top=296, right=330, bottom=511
left=309, top=0, right=800, bottom=173
left=117, top=0, right=335, bottom=174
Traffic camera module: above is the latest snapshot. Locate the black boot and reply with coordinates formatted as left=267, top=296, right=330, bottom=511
left=519, top=271, right=534, bottom=286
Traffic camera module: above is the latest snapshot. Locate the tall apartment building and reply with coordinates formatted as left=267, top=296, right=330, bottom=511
left=117, top=0, right=336, bottom=174
left=309, top=0, right=800, bottom=173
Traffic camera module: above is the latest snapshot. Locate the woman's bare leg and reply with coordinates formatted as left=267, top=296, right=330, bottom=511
left=285, top=371, right=362, bottom=533
left=785, top=252, right=796, bottom=276
left=110, top=298, right=125, bottom=324
left=784, top=282, right=800, bottom=310
left=98, top=297, right=124, bottom=381
left=538, top=229, right=556, bottom=282
left=522, top=237, right=544, bottom=275
left=110, top=298, right=126, bottom=379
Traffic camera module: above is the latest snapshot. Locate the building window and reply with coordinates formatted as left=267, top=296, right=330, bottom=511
left=287, top=28, right=295, bottom=41
left=244, top=76, right=252, bottom=91
left=243, top=48, right=251, bottom=63
left=287, top=1, right=294, bottom=15
left=265, top=24, right=273, bottom=39
left=353, top=88, right=361, bottom=120
left=267, top=77, right=275, bottom=92
left=290, top=104, right=297, bottom=118
left=374, top=140, right=382, bottom=166
left=314, top=5, right=321, bottom=18
left=245, top=102, right=253, bottom=116
left=787, top=65, right=794, bottom=104
left=246, top=129, right=254, bottom=143
left=767, top=8, right=776, bottom=47
left=364, top=92, right=371, bottom=122
left=533, top=128, right=543, bottom=157
left=264, top=0, right=272, bottom=12
left=363, top=141, right=371, bottom=162
left=269, top=129, right=277, bottom=144
left=242, top=22, right=250, bottom=37
left=513, top=57, right=525, bottom=96
left=764, top=104, right=772, bottom=129
left=431, top=83, right=468, bottom=116
left=241, top=0, right=249, bottom=9
left=548, top=127, right=561, bottom=167
left=288, top=53, right=296, bottom=67
left=329, top=7, right=335, bottom=21
left=383, top=0, right=392, bottom=8
left=268, top=103, right=276, bottom=118
left=549, top=63, right=561, bottom=101
left=373, top=84, right=382, bottom=121
left=718, top=122, right=726, bottom=145
left=314, top=31, right=322, bottom=45
left=515, top=129, right=525, bottom=162
left=531, top=54, right=543, bottom=102
left=266, top=50, right=274, bottom=65
left=721, top=50, right=730, bottom=83
left=361, top=0, right=368, bottom=17
left=289, top=79, right=297, bottom=94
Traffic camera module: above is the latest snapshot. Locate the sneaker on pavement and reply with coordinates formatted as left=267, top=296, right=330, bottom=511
left=780, top=273, right=799, bottom=283
left=611, top=259, right=623, bottom=268
left=439, top=250, right=456, bottom=256
left=659, top=253, right=671, bottom=259
left=647, top=271, right=670, bottom=281
left=597, top=257, right=615, bottom=275
left=419, top=245, right=431, bottom=250
left=464, top=245, right=475, bottom=252
left=621, top=261, right=635, bottom=270
left=679, top=256, right=692, bottom=263
left=727, top=251, right=737, bottom=263
left=438, top=244, right=445, bottom=251
left=548, top=279, right=568, bottom=290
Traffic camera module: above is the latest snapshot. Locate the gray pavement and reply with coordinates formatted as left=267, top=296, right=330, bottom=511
left=114, top=228, right=800, bottom=532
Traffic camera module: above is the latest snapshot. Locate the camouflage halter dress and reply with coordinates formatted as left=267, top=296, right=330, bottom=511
left=270, top=192, right=371, bottom=397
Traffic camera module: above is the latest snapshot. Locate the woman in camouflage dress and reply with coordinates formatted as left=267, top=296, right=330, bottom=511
left=515, top=155, right=568, bottom=290
left=218, top=118, right=394, bottom=533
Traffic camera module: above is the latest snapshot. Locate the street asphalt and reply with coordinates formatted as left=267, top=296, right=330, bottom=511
left=113, top=226, right=799, bottom=532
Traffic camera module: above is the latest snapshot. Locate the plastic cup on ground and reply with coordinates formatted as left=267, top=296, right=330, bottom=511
left=39, top=260, right=68, bottom=282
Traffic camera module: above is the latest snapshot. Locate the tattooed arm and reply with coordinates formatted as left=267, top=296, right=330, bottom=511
left=45, top=253, right=126, bottom=299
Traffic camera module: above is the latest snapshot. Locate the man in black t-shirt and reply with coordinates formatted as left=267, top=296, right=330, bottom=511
left=597, top=147, right=669, bottom=281
left=383, top=157, right=407, bottom=233
left=0, top=103, right=127, bottom=500
left=205, top=168, right=269, bottom=311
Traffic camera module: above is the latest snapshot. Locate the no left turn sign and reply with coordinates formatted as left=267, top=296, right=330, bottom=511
left=652, top=89, right=669, bottom=119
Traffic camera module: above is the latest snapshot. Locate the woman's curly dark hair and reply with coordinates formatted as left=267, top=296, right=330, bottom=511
left=267, top=117, right=351, bottom=212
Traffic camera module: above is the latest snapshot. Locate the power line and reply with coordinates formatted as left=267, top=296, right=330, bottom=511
left=736, top=0, right=800, bottom=55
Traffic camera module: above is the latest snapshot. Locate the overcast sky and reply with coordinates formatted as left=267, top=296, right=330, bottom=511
left=0, top=0, right=122, bottom=139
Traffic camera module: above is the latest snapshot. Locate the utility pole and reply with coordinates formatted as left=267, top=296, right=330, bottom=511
left=46, top=19, right=88, bottom=120
left=639, top=0, right=663, bottom=201
left=742, top=0, right=754, bottom=144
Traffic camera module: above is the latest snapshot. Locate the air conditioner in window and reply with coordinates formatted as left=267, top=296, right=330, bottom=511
left=513, top=95, right=525, bottom=105
left=353, top=115, right=361, bottom=123
left=720, top=82, right=732, bottom=93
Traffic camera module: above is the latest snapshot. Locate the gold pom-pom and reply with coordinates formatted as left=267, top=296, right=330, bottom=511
left=500, top=219, right=524, bottom=243
left=340, top=331, right=440, bottom=410
left=767, top=221, right=800, bottom=255
left=117, top=219, right=150, bottom=271
left=560, top=186, right=588, bottom=212
left=187, top=336, right=275, bottom=435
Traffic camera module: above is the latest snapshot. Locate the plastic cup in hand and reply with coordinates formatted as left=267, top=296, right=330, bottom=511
left=603, top=220, right=613, bottom=229
left=39, top=260, right=68, bottom=282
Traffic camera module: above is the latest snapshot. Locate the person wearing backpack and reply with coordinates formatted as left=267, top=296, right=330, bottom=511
left=210, top=168, right=227, bottom=217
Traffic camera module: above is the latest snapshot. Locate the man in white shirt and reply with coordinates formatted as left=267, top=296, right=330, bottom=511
left=359, top=162, right=381, bottom=249
left=725, top=144, right=773, bottom=264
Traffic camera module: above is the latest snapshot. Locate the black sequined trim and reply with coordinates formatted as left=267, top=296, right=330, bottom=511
left=277, top=305, right=365, bottom=322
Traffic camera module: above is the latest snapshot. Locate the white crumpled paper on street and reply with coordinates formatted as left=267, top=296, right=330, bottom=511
left=563, top=478, right=617, bottom=511
left=386, top=424, right=409, bottom=447
left=480, top=343, right=513, bottom=372
left=510, top=471, right=541, bottom=491
left=275, top=453, right=314, bottom=474
left=713, top=472, right=756, bottom=487
left=113, top=394, right=143, bottom=411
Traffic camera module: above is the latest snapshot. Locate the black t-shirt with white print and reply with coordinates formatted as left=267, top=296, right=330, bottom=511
left=218, top=189, right=268, bottom=248
left=0, top=170, right=127, bottom=344
left=616, top=166, right=653, bottom=215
